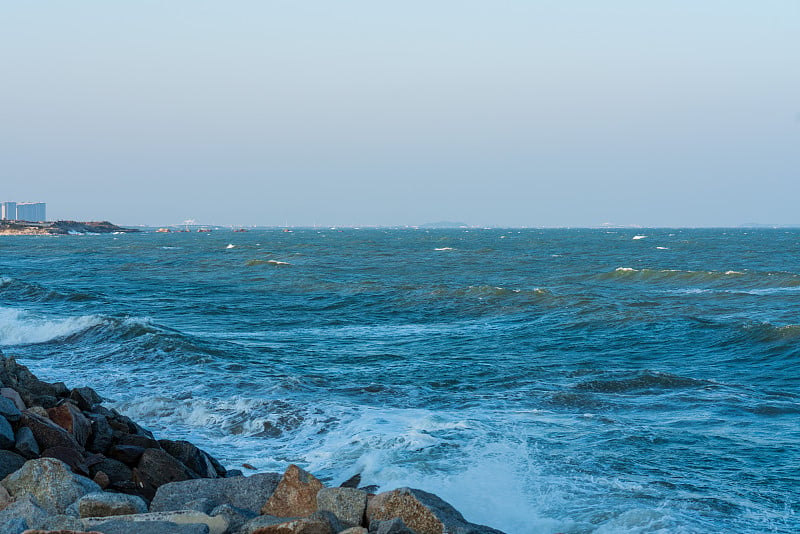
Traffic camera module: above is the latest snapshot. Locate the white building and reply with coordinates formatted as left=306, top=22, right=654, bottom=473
left=1, top=201, right=16, bottom=220
left=16, top=202, right=47, bottom=222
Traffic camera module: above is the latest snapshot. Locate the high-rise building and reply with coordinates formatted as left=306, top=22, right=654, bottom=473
left=16, top=202, right=47, bottom=222
left=1, top=201, right=16, bottom=220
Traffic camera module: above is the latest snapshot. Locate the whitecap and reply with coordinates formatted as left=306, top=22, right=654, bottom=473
left=0, top=307, right=102, bottom=346
left=226, top=244, right=235, bottom=249
left=632, top=235, right=647, bottom=240
left=434, top=247, right=454, bottom=251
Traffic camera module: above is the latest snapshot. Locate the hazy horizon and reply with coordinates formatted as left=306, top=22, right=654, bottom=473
left=2, top=2, right=798, bottom=227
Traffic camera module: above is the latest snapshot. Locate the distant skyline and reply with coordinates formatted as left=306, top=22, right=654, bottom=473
left=2, top=1, right=798, bottom=227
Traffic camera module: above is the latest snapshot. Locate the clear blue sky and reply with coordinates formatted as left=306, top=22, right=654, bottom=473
left=1, top=1, right=798, bottom=226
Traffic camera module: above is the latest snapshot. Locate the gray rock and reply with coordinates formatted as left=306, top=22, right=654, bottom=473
left=0, top=397, right=21, bottom=423
left=366, top=487, right=505, bottom=534
left=133, top=447, right=197, bottom=499
left=91, top=518, right=210, bottom=534
left=13, top=426, right=39, bottom=459
left=341, top=528, right=369, bottom=534
left=340, top=473, right=361, bottom=488
left=183, top=497, right=216, bottom=514
left=0, top=493, right=48, bottom=531
left=109, top=444, right=146, bottom=465
left=77, top=491, right=148, bottom=517
left=89, top=457, right=133, bottom=485
left=1, top=457, right=101, bottom=514
left=369, top=518, right=416, bottom=534
left=0, top=516, right=26, bottom=534
left=317, top=487, right=367, bottom=528
left=0, top=417, right=14, bottom=450
left=209, top=503, right=257, bottom=532
left=0, top=388, right=25, bottom=411
left=70, top=385, right=103, bottom=411
left=225, top=469, right=244, bottom=478
left=85, top=412, right=114, bottom=454
left=84, top=511, right=226, bottom=534
left=150, top=472, right=281, bottom=514
left=0, top=450, right=26, bottom=479
left=34, top=513, right=86, bottom=531
left=159, top=439, right=218, bottom=478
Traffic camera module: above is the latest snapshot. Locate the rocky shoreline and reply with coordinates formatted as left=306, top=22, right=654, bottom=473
left=0, top=351, right=504, bottom=534
left=0, top=221, right=138, bottom=236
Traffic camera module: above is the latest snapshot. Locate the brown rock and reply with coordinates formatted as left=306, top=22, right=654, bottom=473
left=21, top=410, right=83, bottom=452
left=47, top=403, right=91, bottom=446
left=93, top=470, right=110, bottom=489
left=366, top=487, right=504, bottom=534
left=260, top=464, right=325, bottom=517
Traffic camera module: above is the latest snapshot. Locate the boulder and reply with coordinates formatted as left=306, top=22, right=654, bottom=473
left=108, top=444, right=145, bottom=466
left=239, top=515, right=298, bottom=534
left=93, top=471, right=110, bottom=489
left=366, top=488, right=504, bottom=534
left=159, top=439, right=218, bottom=478
left=89, top=519, right=210, bottom=534
left=69, top=386, right=103, bottom=411
left=0, top=450, right=27, bottom=479
left=0, top=485, right=11, bottom=511
left=47, top=403, right=91, bottom=447
left=23, top=512, right=86, bottom=531
left=0, top=397, right=21, bottom=422
left=0, top=493, right=49, bottom=531
left=77, top=491, right=148, bottom=518
left=132, top=448, right=197, bottom=499
left=209, top=503, right=257, bottom=533
left=20, top=411, right=82, bottom=452
left=14, top=427, right=40, bottom=459
left=340, top=474, right=361, bottom=489
left=261, top=464, right=324, bottom=517
left=1, top=458, right=101, bottom=515
left=0, top=416, right=15, bottom=449
left=0, top=516, right=26, bottom=534
left=40, top=447, right=89, bottom=476
left=88, top=458, right=132, bottom=485
left=341, top=528, right=369, bottom=534
left=84, top=413, right=114, bottom=454
left=0, top=388, right=26, bottom=411
left=368, top=518, right=416, bottom=534
left=316, top=487, right=367, bottom=528
left=248, top=511, right=338, bottom=534
left=150, top=472, right=281, bottom=514
left=83, top=511, right=226, bottom=534
left=118, top=433, right=160, bottom=449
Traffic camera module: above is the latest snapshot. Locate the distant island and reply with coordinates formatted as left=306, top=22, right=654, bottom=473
left=0, top=220, right=139, bottom=235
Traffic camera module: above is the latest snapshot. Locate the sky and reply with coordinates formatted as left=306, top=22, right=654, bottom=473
left=1, top=1, right=798, bottom=227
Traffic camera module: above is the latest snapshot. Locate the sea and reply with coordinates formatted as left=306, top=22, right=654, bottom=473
left=0, top=228, right=798, bottom=533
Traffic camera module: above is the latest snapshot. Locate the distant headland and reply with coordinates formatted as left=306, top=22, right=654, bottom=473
left=0, top=220, right=139, bottom=235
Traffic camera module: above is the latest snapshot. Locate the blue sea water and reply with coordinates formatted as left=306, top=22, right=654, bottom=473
left=0, top=228, right=798, bottom=533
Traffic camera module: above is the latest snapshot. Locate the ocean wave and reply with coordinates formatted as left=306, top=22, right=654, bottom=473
left=574, top=371, right=707, bottom=394
left=246, top=259, right=291, bottom=267
left=0, top=275, right=95, bottom=303
left=0, top=307, right=104, bottom=346
left=601, top=267, right=800, bottom=289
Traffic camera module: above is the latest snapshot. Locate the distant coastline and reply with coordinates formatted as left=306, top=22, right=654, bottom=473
left=0, top=220, right=139, bottom=235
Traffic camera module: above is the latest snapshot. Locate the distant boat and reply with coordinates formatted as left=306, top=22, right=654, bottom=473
left=198, top=228, right=212, bottom=232
left=234, top=228, right=248, bottom=232
left=156, top=228, right=171, bottom=233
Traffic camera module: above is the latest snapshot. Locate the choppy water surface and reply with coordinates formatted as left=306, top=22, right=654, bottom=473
left=1, top=228, right=798, bottom=533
